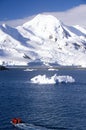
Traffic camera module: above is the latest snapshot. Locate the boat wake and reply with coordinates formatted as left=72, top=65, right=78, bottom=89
left=12, top=122, right=50, bottom=130
left=12, top=123, right=69, bottom=130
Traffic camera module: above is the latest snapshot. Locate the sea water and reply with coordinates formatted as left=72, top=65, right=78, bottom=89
left=0, top=67, right=86, bottom=130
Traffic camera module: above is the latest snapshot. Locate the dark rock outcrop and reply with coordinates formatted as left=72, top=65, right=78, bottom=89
left=0, top=66, right=9, bottom=71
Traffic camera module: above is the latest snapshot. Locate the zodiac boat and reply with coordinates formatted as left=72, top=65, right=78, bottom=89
left=11, top=118, right=47, bottom=130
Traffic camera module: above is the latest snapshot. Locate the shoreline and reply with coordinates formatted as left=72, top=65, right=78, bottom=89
left=2, top=65, right=86, bottom=70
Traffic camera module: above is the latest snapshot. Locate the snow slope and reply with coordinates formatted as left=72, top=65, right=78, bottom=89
left=0, top=14, right=86, bottom=67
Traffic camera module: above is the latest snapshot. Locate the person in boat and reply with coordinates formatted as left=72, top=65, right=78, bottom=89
left=12, top=118, right=22, bottom=124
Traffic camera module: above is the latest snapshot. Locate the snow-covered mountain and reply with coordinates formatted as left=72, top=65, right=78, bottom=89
left=0, top=14, right=86, bottom=67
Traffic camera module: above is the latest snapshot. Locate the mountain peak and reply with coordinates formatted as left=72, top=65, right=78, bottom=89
left=2, top=23, right=7, bottom=28
left=23, top=14, right=62, bottom=27
left=23, top=14, right=64, bottom=39
left=31, top=14, right=62, bottom=25
left=0, top=23, right=10, bottom=29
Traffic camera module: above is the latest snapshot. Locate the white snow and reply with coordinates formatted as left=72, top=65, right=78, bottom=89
left=30, top=74, right=75, bottom=84
left=0, top=14, right=86, bottom=67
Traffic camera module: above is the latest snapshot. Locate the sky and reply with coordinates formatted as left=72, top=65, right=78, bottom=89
left=0, top=0, right=86, bottom=26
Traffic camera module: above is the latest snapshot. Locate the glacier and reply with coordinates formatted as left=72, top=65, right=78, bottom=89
left=0, top=14, right=86, bottom=67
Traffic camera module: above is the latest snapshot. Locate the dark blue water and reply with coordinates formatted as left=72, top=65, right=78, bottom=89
left=0, top=68, right=86, bottom=130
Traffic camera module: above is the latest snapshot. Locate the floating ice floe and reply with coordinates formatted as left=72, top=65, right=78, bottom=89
left=30, top=74, right=75, bottom=84
left=24, top=68, right=35, bottom=71
left=48, top=68, right=58, bottom=71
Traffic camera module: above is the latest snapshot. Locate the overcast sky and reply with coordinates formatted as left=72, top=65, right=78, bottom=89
left=0, top=0, right=86, bottom=27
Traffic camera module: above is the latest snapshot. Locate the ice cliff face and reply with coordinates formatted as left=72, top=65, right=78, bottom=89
left=0, top=14, right=86, bottom=67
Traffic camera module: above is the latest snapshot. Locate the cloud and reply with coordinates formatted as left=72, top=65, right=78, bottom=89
left=0, top=4, right=86, bottom=27
left=0, top=15, right=35, bottom=27
left=44, top=4, right=86, bottom=26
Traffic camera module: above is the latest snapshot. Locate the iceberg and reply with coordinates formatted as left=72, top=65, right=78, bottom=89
left=30, top=74, right=75, bottom=84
